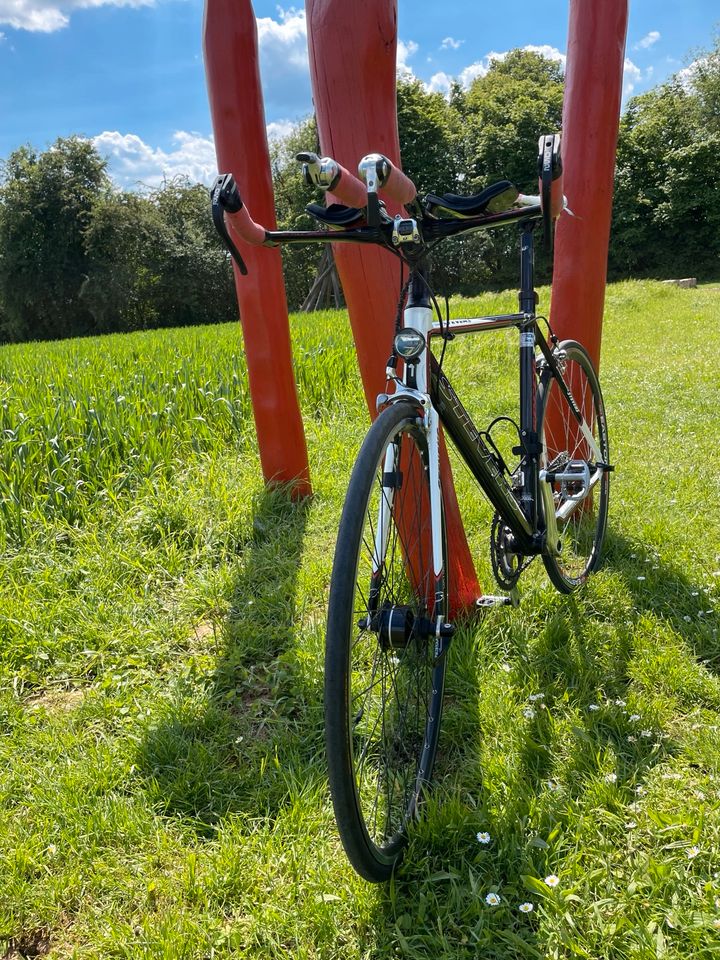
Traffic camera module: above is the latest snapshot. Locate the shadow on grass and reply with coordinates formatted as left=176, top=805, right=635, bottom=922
left=135, top=487, right=324, bottom=834
left=603, top=527, right=720, bottom=670
left=362, top=532, right=708, bottom=956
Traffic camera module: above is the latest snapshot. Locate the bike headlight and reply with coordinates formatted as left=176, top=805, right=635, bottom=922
left=393, top=328, right=425, bottom=361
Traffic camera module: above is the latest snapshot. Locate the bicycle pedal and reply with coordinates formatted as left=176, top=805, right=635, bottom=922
left=477, top=590, right=520, bottom=609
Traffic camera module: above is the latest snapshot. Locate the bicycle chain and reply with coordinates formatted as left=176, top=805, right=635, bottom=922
left=490, top=511, right=534, bottom=590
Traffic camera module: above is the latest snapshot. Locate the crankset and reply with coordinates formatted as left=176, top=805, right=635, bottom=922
left=490, top=511, right=532, bottom=590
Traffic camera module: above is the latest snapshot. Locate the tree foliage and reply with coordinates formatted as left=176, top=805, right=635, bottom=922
left=2, top=42, right=720, bottom=343
left=0, top=139, right=236, bottom=342
left=0, top=137, right=110, bottom=341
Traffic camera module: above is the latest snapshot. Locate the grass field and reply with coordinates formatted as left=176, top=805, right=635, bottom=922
left=1, top=280, right=720, bottom=959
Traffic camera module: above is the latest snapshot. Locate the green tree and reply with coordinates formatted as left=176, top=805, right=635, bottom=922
left=397, top=77, right=462, bottom=196
left=0, top=136, right=110, bottom=341
left=270, top=116, right=325, bottom=310
left=456, top=51, right=564, bottom=287
left=150, top=178, right=237, bottom=328
left=462, top=50, right=564, bottom=191
left=610, top=58, right=720, bottom=279
left=82, top=178, right=237, bottom=333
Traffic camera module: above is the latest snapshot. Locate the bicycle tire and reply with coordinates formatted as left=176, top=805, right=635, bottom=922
left=325, top=401, right=447, bottom=882
left=537, top=339, right=610, bottom=592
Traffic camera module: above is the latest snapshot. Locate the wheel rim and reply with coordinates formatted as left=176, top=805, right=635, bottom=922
left=348, top=421, right=444, bottom=856
left=541, top=354, right=609, bottom=584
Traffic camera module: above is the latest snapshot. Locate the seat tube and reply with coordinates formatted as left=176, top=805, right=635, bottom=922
left=518, top=221, right=539, bottom=527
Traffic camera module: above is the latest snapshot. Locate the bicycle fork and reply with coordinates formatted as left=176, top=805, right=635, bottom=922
left=374, top=289, right=453, bottom=658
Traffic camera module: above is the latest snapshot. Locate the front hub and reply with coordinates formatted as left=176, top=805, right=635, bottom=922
left=377, top=605, right=415, bottom=649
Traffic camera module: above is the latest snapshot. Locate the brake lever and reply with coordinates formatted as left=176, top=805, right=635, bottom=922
left=210, top=174, right=248, bottom=276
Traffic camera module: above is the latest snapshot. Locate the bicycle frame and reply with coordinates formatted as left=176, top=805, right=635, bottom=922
left=384, top=220, right=603, bottom=588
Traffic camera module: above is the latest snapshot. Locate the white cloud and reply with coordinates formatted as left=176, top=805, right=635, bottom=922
left=440, top=37, right=463, bottom=50
left=676, top=57, right=705, bottom=90
left=0, top=0, right=153, bottom=32
left=453, top=45, right=566, bottom=91
left=255, top=7, right=311, bottom=117
left=427, top=71, right=453, bottom=95
left=522, top=44, right=566, bottom=68
left=622, top=57, right=643, bottom=98
left=256, top=7, right=307, bottom=69
left=266, top=120, right=296, bottom=141
left=92, top=130, right=218, bottom=190
left=93, top=125, right=303, bottom=190
left=458, top=60, right=489, bottom=87
left=397, top=38, right=418, bottom=77
left=634, top=30, right=660, bottom=51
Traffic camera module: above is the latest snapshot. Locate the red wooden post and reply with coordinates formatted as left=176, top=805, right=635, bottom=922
left=306, top=0, right=481, bottom=613
left=203, top=0, right=311, bottom=497
left=552, top=0, right=629, bottom=370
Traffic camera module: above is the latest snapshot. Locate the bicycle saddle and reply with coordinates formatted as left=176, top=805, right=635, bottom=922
left=424, top=180, right=519, bottom=219
left=306, top=203, right=365, bottom=229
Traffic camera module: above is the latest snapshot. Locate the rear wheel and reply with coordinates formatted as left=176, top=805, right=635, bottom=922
left=325, top=401, right=447, bottom=882
left=537, top=340, right=610, bottom=592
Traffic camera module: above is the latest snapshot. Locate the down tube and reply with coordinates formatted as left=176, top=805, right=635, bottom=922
left=431, top=366, right=534, bottom=553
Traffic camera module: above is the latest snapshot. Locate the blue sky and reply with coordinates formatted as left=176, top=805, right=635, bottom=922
left=0, top=0, right=717, bottom=189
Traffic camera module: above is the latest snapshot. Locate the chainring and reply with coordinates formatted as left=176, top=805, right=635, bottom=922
left=490, top=511, right=530, bottom=590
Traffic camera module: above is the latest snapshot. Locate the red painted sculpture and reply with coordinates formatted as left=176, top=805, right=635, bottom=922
left=552, top=0, right=629, bottom=370
left=203, top=0, right=311, bottom=497
left=306, top=0, right=480, bottom=614
left=203, top=0, right=628, bottom=608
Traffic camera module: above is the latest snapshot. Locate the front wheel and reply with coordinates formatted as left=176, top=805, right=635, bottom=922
left=537, top=340, right=610, bottom=592
left=325, top=401, right=447, bottom=882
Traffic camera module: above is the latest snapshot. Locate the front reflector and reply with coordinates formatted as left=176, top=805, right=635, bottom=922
left=394, top=328, right=425, bottom=360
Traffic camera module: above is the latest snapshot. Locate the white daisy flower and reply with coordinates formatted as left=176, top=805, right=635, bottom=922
left=546, top=779, right=560, bottom=791
left=501, top=663, right=512, bottom=673
left=605, top=773, right=618, bottom=784
left=523, top=708, right=536, bottom=720
left=615, top=699, right=626, bottom=707
left=528, top=693, right=545, bottom=702
left=637, top=576, right=646, bottom=581
left=687, top=846, right=700, bottom=859
left=625, top=821, right=637, bottom=830
left=476, top=832, right=491, bottom=845
left=627, top=735, right=637, bottom=743
left=544, top=875, right=560, bottom=888
left=641, top=729, right=653, bottom=738
left=714, top=896, right=720, bottom=909
left=485, top=892, right=501, bottom=906
left=519, top=902, right=534, bottom=913
left=683, top=615, right=692, bottom=622
left=588, top=704, right=600, bottom=711
left=635, top=786, right=646, bottom=795
left=713, top=918, right=720, bottom=929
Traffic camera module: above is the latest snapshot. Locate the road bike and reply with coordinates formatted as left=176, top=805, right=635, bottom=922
left=211, top=133, right=612, bottom=881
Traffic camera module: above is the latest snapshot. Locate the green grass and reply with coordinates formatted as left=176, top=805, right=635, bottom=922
left=1, top=280, right=719, bottom=959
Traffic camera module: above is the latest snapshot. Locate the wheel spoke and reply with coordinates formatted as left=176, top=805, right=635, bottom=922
left=325, top=406, right=447, bottom=878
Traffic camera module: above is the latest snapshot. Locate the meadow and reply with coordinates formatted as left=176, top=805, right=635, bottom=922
left=1, top=280, right=720, bottom=959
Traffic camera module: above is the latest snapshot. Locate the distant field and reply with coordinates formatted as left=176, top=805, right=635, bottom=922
left=1, top=281, right=720, bottom=959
